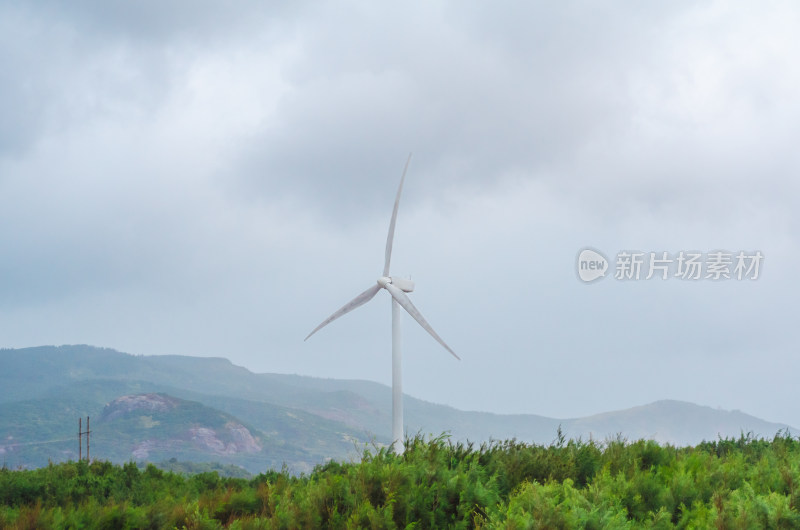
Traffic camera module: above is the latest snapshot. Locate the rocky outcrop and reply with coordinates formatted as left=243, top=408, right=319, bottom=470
left=101, top=394, right=179, bottom=421
left=131, top=423, right=261, bottom=459
left=190, top=423, right=261, bottom=455
left=101, top=393, right=264, bottom=459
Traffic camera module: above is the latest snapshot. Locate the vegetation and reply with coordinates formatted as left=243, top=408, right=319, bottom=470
left=3, top=346, right=792, bottom=476
left=1, top=432, right=799, bottom=528
left=147, top=459, right=253, bottom=479
left=0, top=346, right=390, bottom=474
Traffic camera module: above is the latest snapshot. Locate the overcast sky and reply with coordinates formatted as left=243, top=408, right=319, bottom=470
left=2, top=1, right=799, bottom=428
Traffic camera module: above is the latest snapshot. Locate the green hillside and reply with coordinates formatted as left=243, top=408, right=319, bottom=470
left=0, top=383, right=376, bottom=474
left=0, top=345, right=794, bottom=474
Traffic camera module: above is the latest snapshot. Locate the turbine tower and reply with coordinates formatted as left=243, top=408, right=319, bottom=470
left=305, top=153, right=460, bottom=455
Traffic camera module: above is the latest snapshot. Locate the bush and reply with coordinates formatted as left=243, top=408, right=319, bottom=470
left=0, top=434, right=799, bottom=528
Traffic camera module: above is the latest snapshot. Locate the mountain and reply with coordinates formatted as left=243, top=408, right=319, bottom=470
left=96, top=393, right=262, bottom=462
left=0, top=376, right=375, bottom=474
left=0, top=345, right=794, bottom=473
left=562, top=399, right=794, bottom=446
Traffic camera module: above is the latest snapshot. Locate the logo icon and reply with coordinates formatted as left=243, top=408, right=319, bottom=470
left=577, top=248, right=608, bottom=283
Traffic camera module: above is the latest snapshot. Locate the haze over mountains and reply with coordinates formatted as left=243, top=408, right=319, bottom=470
left=0, top=345, right=793, bottom=474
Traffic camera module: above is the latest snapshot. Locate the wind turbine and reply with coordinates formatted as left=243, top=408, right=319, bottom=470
left=305, top=153, right=460, bottom=455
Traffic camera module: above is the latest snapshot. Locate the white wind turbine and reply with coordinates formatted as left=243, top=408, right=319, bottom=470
left=305, top=154, right=460, bottom=455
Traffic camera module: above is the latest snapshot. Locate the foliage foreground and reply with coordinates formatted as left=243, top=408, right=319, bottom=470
left=1, top=433, right=800, bottom=529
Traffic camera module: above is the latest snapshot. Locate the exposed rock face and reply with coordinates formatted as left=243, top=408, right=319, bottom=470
left=101, top=394, right=179, bottom=421
left=190, top=423, right=261, bottom=455
left=97, top=393, right=263, bottom=460
left=132, top=423, right=261, bottom=459
left=132, top=440, right=178, bottom=460
left=226, top=423, right=261, bottom=453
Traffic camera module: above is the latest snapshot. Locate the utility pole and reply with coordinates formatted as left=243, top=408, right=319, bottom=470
left=77, top=416, right=91, bottom=462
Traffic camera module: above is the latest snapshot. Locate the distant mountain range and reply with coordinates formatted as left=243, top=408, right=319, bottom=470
left=0, top=345, right=793, bottom=474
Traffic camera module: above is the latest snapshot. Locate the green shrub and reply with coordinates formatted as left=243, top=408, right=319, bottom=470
left=1, top=434, right=799, bottom=528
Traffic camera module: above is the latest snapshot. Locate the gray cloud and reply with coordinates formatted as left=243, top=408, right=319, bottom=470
left=1, top=1, right=798, bottom=428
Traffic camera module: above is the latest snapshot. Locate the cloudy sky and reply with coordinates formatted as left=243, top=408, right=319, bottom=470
left=2, top=1, right=798, bottom=428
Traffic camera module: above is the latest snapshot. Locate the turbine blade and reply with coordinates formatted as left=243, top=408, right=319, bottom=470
left=305, top=284, right=381, bottom=341
left=383, top=282, right=460, bottom=360
left=383, top=153, right=412, bottom=276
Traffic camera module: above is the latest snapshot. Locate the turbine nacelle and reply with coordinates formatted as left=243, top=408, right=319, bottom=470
left=378, top=276, right=415, bottom=293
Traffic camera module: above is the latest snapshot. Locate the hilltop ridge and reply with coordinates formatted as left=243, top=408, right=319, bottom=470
left=0, top=345, right=793, bottom=472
